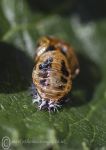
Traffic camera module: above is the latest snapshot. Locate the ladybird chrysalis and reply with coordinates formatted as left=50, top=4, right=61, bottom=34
left=32, top=36, right=80, bottom=111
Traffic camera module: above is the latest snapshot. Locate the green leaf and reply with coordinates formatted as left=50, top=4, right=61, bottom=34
left=0, top=0, right=106, bottom=149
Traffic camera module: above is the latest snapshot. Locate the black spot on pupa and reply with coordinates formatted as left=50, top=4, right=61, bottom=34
left=61, top=76, right=67, bottom=83
left=61, top=60, right=69, bottom=77
left=40, top=79, right=46, bottom=86
left=46, top=45, right=55, bottom=51
left=40, top=79, right=50, bottom=86
left=39, top=71, right=48, bottom=78
left=39, top=57, right=53, bottom=70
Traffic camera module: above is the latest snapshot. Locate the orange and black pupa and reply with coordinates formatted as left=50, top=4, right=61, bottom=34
left=32, top=36, right=80, bottom=111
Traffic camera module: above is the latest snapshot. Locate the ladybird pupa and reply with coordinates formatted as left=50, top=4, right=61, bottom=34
left=32, top=36, right=80, bottom=111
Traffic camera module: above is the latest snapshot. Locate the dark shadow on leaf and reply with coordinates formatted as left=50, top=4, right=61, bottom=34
left=44, top=145, right=54, bottom=150
left=27, top=0, right=106, bottom=23
left=63, top=53, right=102, bottom=107
left=0, top=42, right=33, bottom=93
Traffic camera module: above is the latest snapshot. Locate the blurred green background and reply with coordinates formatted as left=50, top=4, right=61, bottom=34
left=0, top=0, right=106, bottom=149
